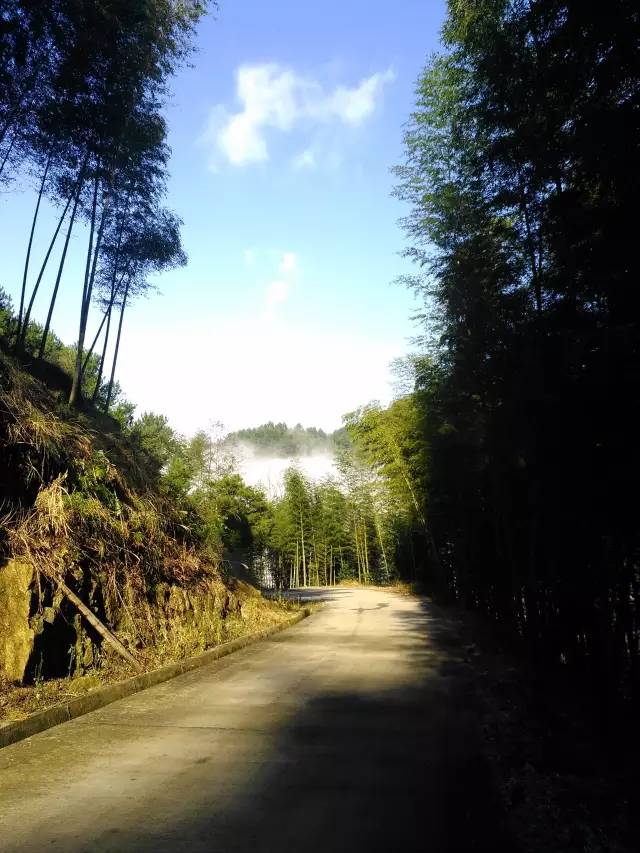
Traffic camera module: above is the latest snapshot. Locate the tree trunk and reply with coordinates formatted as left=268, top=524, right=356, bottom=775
left=518, top=178, right=542, bottom=315
left=363, top=522, right=370, bottom=583
left=90, top=304, right=112, bottom=402
left=312, top=534, right=319, bottom=586
left=300, top=514, right=307, bottom=587
left=15, top=155, right=50, bottom=347
left=82, top=207, right=127, bottom=387
left=69, top=177, right=100, bottom=406
left=83, top=306, right=109, bottom=375
left=37, top=189, right=83, bottom=359
left=105, top=278, right=130, bottom=411
left=0, top=130, right=17, bottom=177
left=374, top=514, right=389, bottom=579
left=54, top=576, right=142, bottom=672
left=38, top=161, right=86, bottom=359
left=84, top=255, right=131, bottom=382
left=83, top=262, right=128, bottom=374
left=18, top=193, right=73, bottom=351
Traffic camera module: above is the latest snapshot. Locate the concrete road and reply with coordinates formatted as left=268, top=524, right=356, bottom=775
left=0, top=588, right=511, bottom=852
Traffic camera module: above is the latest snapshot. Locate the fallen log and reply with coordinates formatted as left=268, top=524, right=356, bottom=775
left=54, top=576, right=143, bottom=673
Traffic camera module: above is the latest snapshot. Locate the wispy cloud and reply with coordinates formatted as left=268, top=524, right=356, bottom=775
left=292, top=148, right=316, bottom=170
left=265, top=252, right=298, bottom=308
left=266, top=279, right=289, bottom=306
left=279, top=251, right=297, bottom=274
left=200, top=64, right=395, bottom=168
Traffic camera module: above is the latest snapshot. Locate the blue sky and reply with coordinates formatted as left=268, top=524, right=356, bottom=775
left=0, top=0, right=446, bottom=435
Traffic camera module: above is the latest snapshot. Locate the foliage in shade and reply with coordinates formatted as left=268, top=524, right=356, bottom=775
left=392, top=0, right=640, bottom=721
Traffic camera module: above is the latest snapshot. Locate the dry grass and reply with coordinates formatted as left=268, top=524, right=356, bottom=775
left=386, top=580, right=428, bottom=596
left=0, top=672, right=104, bottom=723
left=0, top=350, right=150, bottom=498
left=1, top=358, right=92, bottom=478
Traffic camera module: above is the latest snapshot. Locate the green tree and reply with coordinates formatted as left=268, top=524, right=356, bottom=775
left=130, top=412, right=179, bottom=477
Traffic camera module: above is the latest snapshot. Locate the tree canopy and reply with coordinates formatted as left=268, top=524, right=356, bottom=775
left=1, top=0, right=209, bottom=408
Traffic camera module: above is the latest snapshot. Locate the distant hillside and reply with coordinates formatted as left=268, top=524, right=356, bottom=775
left=227, top=422, right=349, bottom=458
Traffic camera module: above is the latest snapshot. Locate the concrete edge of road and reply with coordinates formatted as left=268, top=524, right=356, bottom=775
left=0, top=607, right=312, bottom=751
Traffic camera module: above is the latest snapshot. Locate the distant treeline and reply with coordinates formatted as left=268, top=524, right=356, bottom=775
left=227, top=422, right=349, bottom=458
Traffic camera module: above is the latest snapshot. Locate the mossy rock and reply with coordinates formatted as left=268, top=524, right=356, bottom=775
left=0, top=560, right=35, bottom=683
left=228, top=577, right=262, bottom=599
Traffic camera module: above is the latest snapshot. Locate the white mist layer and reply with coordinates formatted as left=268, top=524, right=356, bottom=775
left=235, top=444, right=337, bottom=496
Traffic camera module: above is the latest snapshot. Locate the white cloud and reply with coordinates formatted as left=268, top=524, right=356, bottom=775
left=266, top=279, right=289, bottom=306
left=323, top=69, right=396, bottom=125
left=292, top=148, right=316, bottom=170
left=279, top=251, right=297, bottom=274
left=202, top=63, right=395, bottom=167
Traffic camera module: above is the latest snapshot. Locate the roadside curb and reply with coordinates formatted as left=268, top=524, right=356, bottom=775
left=0, top=607, right=311, bottom=750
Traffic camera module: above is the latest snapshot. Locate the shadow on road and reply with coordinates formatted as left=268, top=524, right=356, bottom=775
left=153, top=695, right=514, bottom=853
left=1, top=590, right=515, bottom=853
left=77, top=598, right=513, bottom=853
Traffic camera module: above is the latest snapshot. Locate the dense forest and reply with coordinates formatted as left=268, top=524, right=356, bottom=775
left=99, top=408, right=415, bottom=589
left=388, top=0, right=640, bottom=728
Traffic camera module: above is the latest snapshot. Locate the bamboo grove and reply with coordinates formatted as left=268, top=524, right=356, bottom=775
left=265, top=464, right=389, bottom=589
left=0, top=1, right=206, bottom=408
left=390, top=0, right=640, bottom=722
left=238, top=402, right=430, bottom=589
left=139, top=415, right=415, bottom=588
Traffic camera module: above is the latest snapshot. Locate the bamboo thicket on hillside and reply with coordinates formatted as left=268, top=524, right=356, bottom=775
left=1, top=1, right=207, bottom=408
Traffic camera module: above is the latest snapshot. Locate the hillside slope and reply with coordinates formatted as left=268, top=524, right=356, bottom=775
left=0, top=350, right=294, bottom=720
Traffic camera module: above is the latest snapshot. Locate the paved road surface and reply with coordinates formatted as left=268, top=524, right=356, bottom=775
left=0, top=588, right=510, bottom=852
